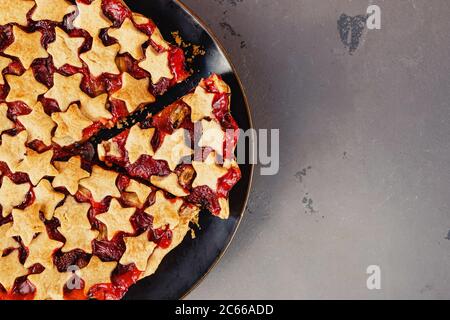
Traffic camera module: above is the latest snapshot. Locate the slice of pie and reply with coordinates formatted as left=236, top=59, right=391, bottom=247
left=0, top=0, right=241, bottom=300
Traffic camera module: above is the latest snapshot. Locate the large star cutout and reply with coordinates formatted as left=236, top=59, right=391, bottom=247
left=0, top=176, right=30, bottom=217
left=125, top=126, right=155, bottom=164
left=24, top=232, right=63, bottom=268
left=5, top=69, right=48, bottom=107
left=79, top=256, right=116, bottom=293
left=80, top=38, right=120, bottom=77
left=96, top=199, right=135, bottom=240
left=45, top=73, right=87, bottom=112
left=0, top=56, right=11, bottom=85
left=145, top=191, right=183, bottom=229
left=120, top=233, right=156, bottom=271
left=16, top=149, right=58, bottom=185
left=192, top=152, right=228, bottom=192
left=198, top=119, right=225, bottom=155
left=0, top=131, right=27, bottom=171
left=7, top=203, right=46, bottom=246
left=33, top=179, right=65, bottom=220
left=0, top=223, right=18, bottom=252
left=4, top=26, right=48, bottom=69
left=32, top=0, right=76, bottom=22
left=79, top=166, right=121, bottom=202
left=73, top=0, right=112, bottom=37
left=52, top=156, right=90, bottom=195
left=47, top=27, right=84, bottom=68
left=54, top=196, right=97, bottom=253
left=150, top=173, right=188, bottom=197
left=182, top=86, right=216, bottom=122
left=111, top=72, right=155, bottom=113
left=0, top=251, right=28, bottom=292
left=17, top=102, right=56, bottom=146
left=108, top=18, right=147, bottom=60
left=28, top=267, right=72, bottom=300
left=80, top=93, right=111, bottom=122
left=138, top=45, right=173, bottom=84
left=0, top=103, right=14, bottom=133
left=0, top=0, right=35, bottom=26
left=153, top=129, right=193, bottom=170
left=52, top=104, right=93, bottom=146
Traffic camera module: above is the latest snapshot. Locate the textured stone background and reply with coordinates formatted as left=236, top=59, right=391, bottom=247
left=182, top=0, right=450, bottom=299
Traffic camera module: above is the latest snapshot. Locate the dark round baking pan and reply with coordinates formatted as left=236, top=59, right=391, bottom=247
left=121, top=0, right=254, bottom=300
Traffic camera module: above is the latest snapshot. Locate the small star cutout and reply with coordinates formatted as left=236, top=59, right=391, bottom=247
left=0, top=223, right=19, bottom=252
left=4, top=26, right=49, bottom=69
left=0, top=176, right=30, bottom=217
left=80, top=93, right=111, bottom=121
left=145, top=191, right=183, bottom=229
left=24, top=232, right=63, bottom=268
left=73, top=0, right=112, bottom=37
left=125, top=126, right=155, bottom=164
left=124, top=180, right=152, bottom=208
left=111, top=72, right=155, bottom=113
left=0, top=103, right=14, bottom=133
left=0, top=56, right=12, bottom=85
left=192, top=152, right=228, bottom=192
left=0, top=131, right=27, bottom=171
left=17, top=102, right=56, bottom=146
left=108, top=18, right=147, bottom=60
left=52, top=156, right=90, bottom=195
left=32, top=0, right=76, bottom=22
left=45, top=73, right=87, bottom=112
left=0, top=0, right=35, bottom=26
left=47, top=27, right=84, bottom=68
left=198, top=119, right=225, bottom=155
left=182, top=86, right=216, bottom=122
left=16, top=149, right=58, bottom=185
left=150, top=173, right=188, bottom=197
left=0, top=251, right=28, bottom=292
left=79, top=166, right=121, bottom=202
left=120, top=233, right=156, bottom=271
left=33, top=179, right=65, bottom=220
left=7, top=203, right=46, bottom=246
left=5, top=69, right=48, bottom=107
left=96, top=198, right=135, bottom=240
left=54, top=196, right=97, bottom=253
left=138, top=45, right=173, bottom=84
left=52, top=104, right=93, bottom=146
left=153, top=129, right=193, bottom=170
left=79, top=256, right=116, bottom=293
left=80, top=38, right=120, bottom=77
left=28, top=267, right=72, bottom=300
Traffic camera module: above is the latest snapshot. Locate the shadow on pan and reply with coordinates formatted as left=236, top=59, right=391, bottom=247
left=122, top=0, right=254, bottom=300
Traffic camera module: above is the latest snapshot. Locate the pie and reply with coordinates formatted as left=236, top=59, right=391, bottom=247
left=0, top=0, right=241, bottom=300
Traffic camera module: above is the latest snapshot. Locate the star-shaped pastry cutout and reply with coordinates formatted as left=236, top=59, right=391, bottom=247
left=80, top=38, right=120, bottom=77
left=0, top=0, right=35, bottom=26
left=4, top=26, right=48, bottom=69
left=80, top=93, right=111, bottom=121
left=0, top=56, right=11, bottom=85
left=52, top=104, right=93, bottom=146
left=5, top=69, right=48, bottom=107
left=45, top=73, right=87, bottom=112
left=32, top=0, right=76, bottom=22
left=138, top=45, right=173, bottom=84
left=79, top=256, right=116, bottom=293
left=124, top=180, right=152, bottom=208
left=47, top=27, right=84, bottom=68
left=0, top=223, right=18, bottom=252
left=18, top=102, right=56, bottom=146
left=120, top=233, right=156, bottom=271
left=16, top=149, right=58, bottom=185
left=125, top=126, right=155, bottom=164
left=0, top=103, right=14, bottom=133
left=28, top=267, right=72, bottom=300
left=73, top=0, right=112, bottom=37
left=7, top=203, right=46, bottom=246
left=54, top=196, right=97, bottom=253
left=145, top=191, right=183, bottom=229
left=182, top=86, right=216, bottom=122
left=79, top=166, right=121, bottom=202
left=192, top=152, right=228, bottom=192
left=198, top=119, right=225, bottom=155
left=0, top=131, right=27, bottom=171
left=0, top=251, right=28, bottom=292
left=33, top=179, right=65, bottom=220
left=111, top=72, right=155, bottom=113
left=96, top=199, right=135, bottom=240
left=150, top=173, right=188, bottom=197
left=52, top=156, right=90, bottom=195
left=153, top=129, right=193, bottom=170
left=24, top=232, right=63, bottom=268
left=108, top=18, right=147, bottom=60
left=0, top=176, right=30, bottom=217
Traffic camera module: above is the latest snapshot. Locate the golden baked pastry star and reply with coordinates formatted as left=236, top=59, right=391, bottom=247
left=153, top=128, right=193, bottom=171
left=125, top=126, right=155, bottom=164
left=52, top=156, right=90, bottom=195
left=18, top=102, right=56, bottom=146
left=16, top=149, right=58, bottom=185
left=5, top=69, right=48, bottom=107
left=0, top=251, right=27, bottom=292
left=0, top=0, right=34, bottom=26
left=138, top=45, right=173, bottom=84
left=52, top=104, right=93, bottom=146
left=24, top=232, right=63, bottom=268
left=79, top=165, right=121, bottom=202
left=32, top=0, right=76, bottom=22
left=120, top=233, right=156, bottom=271
left=182, top=86, right=215, bottom=122
left=96, top=198, right=135, bottom=240
left=80, top=38, right=120, bottom=77
left=192, top=152, right=228, bottom=192
left=7, top=203, right=46, bottom=246
left=47, top=27, right=84, bottom=68
left=108, top=18, right=147, bottom=60
left=145, top=191, right=183, bottom=229
left=111, top=72, right=155, bottom=113
left=73, top=0, right=112, bottom=37
left=33, top=179, right=65, bottom=220
left=45, top=73, right=87, bottom=112
left=0, top=176, right=30, bottom=217
left=79, top=256, right=116, bottom=293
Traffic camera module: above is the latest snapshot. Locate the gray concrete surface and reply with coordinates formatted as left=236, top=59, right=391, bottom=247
left=183, top=0, right=450, bottom=299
